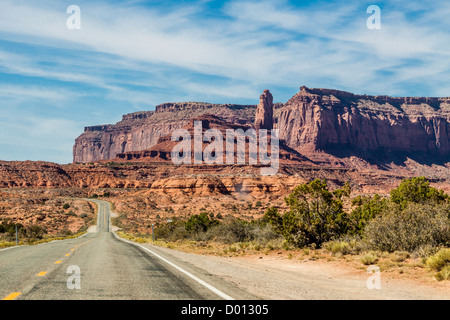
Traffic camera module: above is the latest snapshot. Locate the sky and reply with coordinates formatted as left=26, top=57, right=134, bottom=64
left=0, top=0, right=449, bottom=164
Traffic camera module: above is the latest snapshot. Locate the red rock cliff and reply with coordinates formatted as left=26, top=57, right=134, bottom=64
left=278, top=86, right=450, bottom=156
left=73, top=102, right=259, bottom=163
left=73, top=86, right=450, bottom=163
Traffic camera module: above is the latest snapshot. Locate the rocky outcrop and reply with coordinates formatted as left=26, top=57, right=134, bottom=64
left=279, top=86, right=450, bottom=157
left=73, top=103, right=259, bottom=163
left=114, top=113, right=305, bottom=165
left=74, top=86, right=450, bottom=165
left=0, top=159, right=433, bottom=195
left=254, top=89, right=274, bottom=130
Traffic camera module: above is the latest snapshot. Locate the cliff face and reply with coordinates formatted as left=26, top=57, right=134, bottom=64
left=278, top=86, right=450, bottom=156
left=73, top=102, right=258, bottom=163
left=73, top=86, right=450, bottom=164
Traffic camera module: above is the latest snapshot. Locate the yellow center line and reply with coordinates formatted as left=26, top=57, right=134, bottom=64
left=65, top=253, right=70, bottom=256
left=36, top=271, right=47, bottom=277
left=2, top=292, right=21, bottom=300
left=55, top=260, right=62, bottom=264
left=71, top=249, right=75, bottom=251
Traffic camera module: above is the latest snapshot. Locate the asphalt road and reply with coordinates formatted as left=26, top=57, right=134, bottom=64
left=0, top=200, right=256, bottom=300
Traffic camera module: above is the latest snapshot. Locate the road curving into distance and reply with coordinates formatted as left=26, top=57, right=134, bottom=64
left=0, top=199, right=258, bottom=300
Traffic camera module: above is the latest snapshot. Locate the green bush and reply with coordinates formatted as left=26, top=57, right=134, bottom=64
left=426, top=248, right=450, bottom=281
left=185, top=212, right=217, bottom=233
left=436, top=266, right=450, bottom=281
left=265, top=179, right=351, bottom=248
left=204, top=219, right=280, bottom=244
left=154, top=218, right=189, bottom=241
left=28, top=225, right=46, bottom=239
left=350, top=194, right=387, bottom=235
left=209, top=219, right=252, bottom=244
left=390, top=177, right=448, bottom=209
left=360, top=252, right=379, bottom=265
left=330, top=241, right=351, bottom=255
left=0, top=220, right=24, bottom=241
left=426, top=248, right=450, bottom=271
left=364, top=203, right=450, bottom=253
left=391, top=251, right=410, bottom=262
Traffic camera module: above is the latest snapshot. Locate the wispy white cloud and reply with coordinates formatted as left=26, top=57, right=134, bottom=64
left=0, top=0, right=450, bottom=162
left=0, top=113, right=81, bottom=163
left=0, top=0, right=448, bottom=96
left=0, top=85, right=79, bottom=101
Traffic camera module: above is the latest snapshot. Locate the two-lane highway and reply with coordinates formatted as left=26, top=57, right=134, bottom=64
left=0, top=200, right=255, bottom=300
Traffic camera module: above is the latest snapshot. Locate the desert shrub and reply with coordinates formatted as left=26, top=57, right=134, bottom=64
left=66, top=211, right=77, bottom=217
left=154, top=218, right=189, bottom=240
left=426, top=248, right=450, bottom=281
left=325, top=241, right=351, bottom=256
left=59, top=228, right=73, bottom=237
left=436, top=266, right=450, bottom=281
left=350, top=194, right=388, bottom=235
left=364, top=202, right=450, bottom=253
left=0, top=220, right=24, bottom=240
left=360, top=252, right=379, bottom=265
left=324, top=235, right=366, bottom=256
left=265, top=179, right=351, bottom=248
left=23, top=225, right=47, bottom=240
left=63, top=203, right=70, bottom=210
left=209, top=219, right=252, bottom=244
left=185, top=212, right=218, bottom=233
left=426, top=248, right=450, bottom=271
left=0, top=241, right=16, bottom=249
left=391, top=251, right=410, bottom=262
left=266, top=238, right=284, bottom=251
left=207, top=219, right=280, bottom=244
left=251, top=223, right=281, bottom=244
left=390, top=177, right=448, bottom=209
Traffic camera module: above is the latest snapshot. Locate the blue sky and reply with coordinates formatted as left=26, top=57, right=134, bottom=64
left=0, top=0, right=449, bottom=164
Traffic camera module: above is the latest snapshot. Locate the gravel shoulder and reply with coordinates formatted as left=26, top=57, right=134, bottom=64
left=143, top=244, right=450, bottom=300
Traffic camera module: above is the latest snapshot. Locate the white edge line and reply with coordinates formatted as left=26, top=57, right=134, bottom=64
left=112, top=231, right=235, bottom=301
left=0, top=245, right=21, bottom=252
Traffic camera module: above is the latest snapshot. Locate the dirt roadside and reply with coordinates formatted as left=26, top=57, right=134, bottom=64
left=147, top=244, right=450, bottom=300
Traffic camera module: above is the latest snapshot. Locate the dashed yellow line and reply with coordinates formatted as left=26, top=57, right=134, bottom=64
left=2, top=292, right=21, bottom=300
left=3, top=244, right=85, bottom=300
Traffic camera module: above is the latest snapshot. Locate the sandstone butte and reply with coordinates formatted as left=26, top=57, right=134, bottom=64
left=1, top=86, right=450, bottom=196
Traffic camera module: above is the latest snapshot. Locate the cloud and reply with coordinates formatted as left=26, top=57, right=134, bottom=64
left=0, top=85, right=76, bottom=101
left=0, top=0, right=450, bottom=163
left=0, top=114, right=81, bottom=163
left=0, top=0, right=448, bottom=96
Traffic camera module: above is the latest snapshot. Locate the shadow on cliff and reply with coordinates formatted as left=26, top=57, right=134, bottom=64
left=321, top=145, right=450, bottom=169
